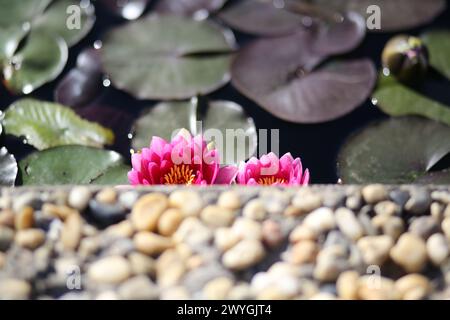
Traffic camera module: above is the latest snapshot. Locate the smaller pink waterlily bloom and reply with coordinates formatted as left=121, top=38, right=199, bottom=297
left=237, top=152, right=310, bottom=186
left=128, top=131, right=237, bottom=186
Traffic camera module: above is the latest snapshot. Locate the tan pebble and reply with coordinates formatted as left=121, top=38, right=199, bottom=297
left=426, top=233, right=449, bottom=266
left=78, top=237, right=101, bottom=258
left=303, top=207, right=335, bottom=234
left=382, top=216, right=404, bottom=240
left=42, top=203, right=78, bottom=220
left=335, top=207, right=364, bottom=241
left=215, top=228, right=240, bottom=251
left=156, top=251, right=186, bottom=287
left=362, top=184, right=388, bottom=204
left=68, top=186, right=91, bottom=211
left=232, top=218, right=262, bottom=240
left=0, top=252, right=5, bottom=269
left=14, top=206, right=34, bottom=230
left=61, top=213, right=83, bottom=250
left=430, top=202, right=444, bottom=220
left=291, top=192, right=322, bottom=215
left=222, top=240, right=265, bottom=271
left=444, top=205, right=450, bottom=218
left=243, top=199, right=266, bottom=221
left=390, top=233, right=428, bottom=272
left=88, top=256, right=131, bottom=284
left=289, top=224, right=317, bottom=243
left=169, top=190, right=202, bottom=217
left=0, top=209, right=14, bottom=227
left=203, top=277, right=234, bottom=300
left=284, top=205, right=302, bottom=217
left=357, top=235, right=394, bottom=266
left=227, top=283, right=254, bottom=300
left=442, top=217, right=450, bottom=239
left=157, top=208, right=183, bottom=236
left=200, top=205, right=235, bottom=228
left=313, top=245, right=347, bottom=282
left=186, top=255, right=204, bottom=270
left=337, top=271, right=359, bottom=300
left=217, top=191, right=241, bottom=210
left=374, top=201, right=400, bottom=216
left=0, top=279, right=31, bottom=299
left=129, top=252, right=155, bottom=276
left=15, top=229, right=45, bottom=249
left=395, top=274, right=431, bottom=300
left=161, top=286, right=190, bottom=300
left=290, top=240, right=318, bottom=265
left=131, top=193, right=168, bottom=231
left=134, top=231, right=174, bottom=256
left=358, top=276, right=399, bottom=300
left=105, top=220, right=134, bottom=238
left=262, top=220, right=283, bottom=247
left=173, top=217, right=213, bottom=246
left=96, top=188, right=117, bottom=204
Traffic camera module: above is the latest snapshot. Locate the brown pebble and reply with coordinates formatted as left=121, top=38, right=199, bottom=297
left=15, top=229, right=45, bottom=250
left=96, top=188, right=117, bottom=204
left=134, top=231, right=174, bottom=256
left=337, top=271, right=359, bottom=300
left=131, top=193, right=168, bottom=231
left=0, top=252, right=5, bottom=269
left=61, top=213, right=83, bottom=250
left=106, top=220, right=134, bottom=238
left=217, top=191, right=241, bottom=210
left=14, top=206, right=34, bottom=230
left=395, top=274, right=431, bottom=300
left=290, top=240, right=319, bottom=265
left=0, top=209, right=14, bottom=227
left=158, top=208, right=183, bottom=236
left=42, top=203, right=78, bottom=220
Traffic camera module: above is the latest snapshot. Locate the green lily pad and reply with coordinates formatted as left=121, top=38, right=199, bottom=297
left=373, top=73, right=450, bottom=127
left=131, top=98, right=257, bottom=165
left=0, top=147, right=18, bottom=186
left=337, top=117, right=450, bottom=184
left=101, top=14, right=236, bottom=100
left=422, top=30, right=450, bottom=81
left=19, top=145, right=130, bottom=185
left=155, top=0, right=227, bottom=17
left=3, top=99, right=114, bottom=150
left=2, top=31, right=67, bottom=95
left=0, top=0, right=51, bottom=27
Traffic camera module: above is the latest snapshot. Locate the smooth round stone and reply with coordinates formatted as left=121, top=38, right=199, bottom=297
left=42, top=204, right=78, bottom=220
left=442, top=218, right=450, bottom=240
left=335, top=208, right=364, bottom=241
left=217, top=191, right=241, bottom=210
left=118, top=276, right=159, bottom=300
left=214, top=228, right=240, bottom=252
left=346, top=194, right=363, bottom=210
left=289, top=240, right=319, bottom=265
left=203, top=277, right=234, bottom=300
left=88, top=256, right=131, bottom=284
left=160, top=286, right=190, bottom=300
left=291, top=191, right=322, bottom=215
left=409, top=216, right=439, bottom=239
left=169, top=190, right=203, bottom=217
left=303, top=207, right=335, bottom=234
left=395, top=274, right=431, bottom=300
left=78, top=236, right=101, bottom=259
left=389, top=189, right=410, bottom=208
left=158, top=208, right=183, bottom=236
left=357, top=235, right=394, bottom=266
left=243, top=199, right=267, bottom=221
left=405, top=189, right=431, bottom=215
left=358, top=276, right=399, bottom=300
left=173, top=217, right=213, bottom=247
left=431, top=190, right=450, bottom=204
left=129, top=252, right=155, bottom=276
left=427, top=233, right=449, bottom=266
left=0, top=226, right=14, bottom=251
left=0, top=252, right=5, bottom=269
left=262, top=220, right=283, bottom=248
left=222, top=240, right=265, bottom=271
left=362, top=185, right=388, bottom=204
left=95, top=188, right=117, bottom=204
left=134, top=231, right=174, bottom=256
left=374, top=201, right=400, bottom=216
left=0, top=279, right=31, bottom=299
left=289, top=225, right=317, bottom=243
left=68, top=187, right=91, bottom=211
left=131, top=193, right=168, bottom=231
left=431, top=202, right=444, bottom=220
left=227, top=283, right=254, bottom=300
left=105, top=220, right=134, bottom=238
left=0, top=209, right=14, bottom=228
left=200, top=205, right=235, bottom=228
left=118, top=191, right=139, bottom=210
left=231, top=218, right=262, bottom=241
left=15, top=229, right=46, bottom=250
left=313, top=245, right=348, bottom=282
left=390, top=233, right=428, bottom=272
left=15, top=206, right=34, bottom=230
left=157, top=258, right=186, bottom=288
left=89, top=199, right=127, bottom=227
left=322, top=190, right=346, bottom=209
left=96, top=291, right=119, bottom=300
left=61, top=213, right=83, bottom=251
left=382, top=216, right=404, bottom=240
left=336, top=271, right=359, bottom=300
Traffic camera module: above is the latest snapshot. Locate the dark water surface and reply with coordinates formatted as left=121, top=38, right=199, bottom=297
left=1, top=1, right=450, bottom=184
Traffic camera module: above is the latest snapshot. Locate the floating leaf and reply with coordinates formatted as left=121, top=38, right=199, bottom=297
left=131, top=99, right=257, bottom=165
left=19, top=145, right=130, bottom=185
left=3, top=99, right=114, bottom=150
left=99, top=0, right=149, bottom=20
left=422, top=30, right=450, bottom=81
left=231, top=31, right=375, bottom=123
left=156, top=0, right=227, bottom=17
left=313, top=0, right=446, bottom=32
left=0, top=25, right=29, bottom=63
left=101, top=14, right=236, bottom=100
left=2, top=31, right=68, bottom=95
left=337, top=117, right=450, bottom=184
left=0, top=0, right=51, bottom=27
left=0, top=147, right=18, bottom=186
left=373, top=73, right=450, bottom=127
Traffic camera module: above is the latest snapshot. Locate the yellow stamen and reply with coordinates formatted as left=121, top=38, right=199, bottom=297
left=164, top=164, right=195, bottom=185
left=257, top=176, right=286, bottom=185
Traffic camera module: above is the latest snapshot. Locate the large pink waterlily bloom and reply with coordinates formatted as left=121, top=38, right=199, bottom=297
left=236, top=152, right=310, bottom=186
left=128, top=132, right=237, bottom=186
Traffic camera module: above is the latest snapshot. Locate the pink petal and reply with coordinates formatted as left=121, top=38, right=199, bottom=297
left=215, top=166, right=238, bottom=184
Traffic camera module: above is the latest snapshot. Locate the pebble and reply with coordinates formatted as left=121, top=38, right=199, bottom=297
left=200, top=205, right=235, bottom=228
left=357, top=235, right=394, bottom=266
left=431, top=190, right=450, bottom=204
left=389, top=189, right=410, bottom=208
left=95, top=188, right=117, bottom=204
left=88, top=256, right=131, bottom=284
left=118, top=191, right=139, bottom=210
left=160, top=286, right=190, bottom=300
left=382, top=216, right=404, bottom=240
left=322, top=190, right=346, bottom=209
left=243, top=199, right=266, bottom=221
left=228, top=283, right=254, bottom=300
left=426, top=233, right=449, bottom=266
left=157, top=208, right=183, bottom=236
left=390, top=233, right=428, bottom=272
left=203, top=277, right=234, bottom=299
left=89, top=200, right=127, bottom=227
left=289, top=224, right=317, bottom=242
left=173, top=217, right=213, bottom=247
left=0, top=252, right=5, bottom=269
left=335, top=208, right=364, bottom=241
left=131, top=193, right=168, bottom=231
left=442, top=217, right=450, bottom=240
left=214, top=228, right=240, bottom=252
left=409, top=216, right=439, bottom=239
left=15, top=206, right=34, bottom=230
left=68, top=187, right=91, bottom=211
left=169, top=190, right=203, bottom=217
left=405, top=189, right=431, bottom=215
left=346, top=194, right=363, bottom=210
left=61, top=213, right=83, bottom=250
left=262, top=220, right=283, bottom=248
left=362, top=184, right=388, bottom=204
left=118, top=276, right=159, bottom=300
left=0, top=226, right=14, bottom=251
left=303, top=207, right=335, bottom=234
left=129, top=252, right=155, bottom=276
left=313, top=245, right=348, bottom=282
left=78, top=236, right=101, bottom=259
left=134, top=231, right=174, bottom=256
left=291, top=191, right=322, bottom=215
left=431, top=202, right=444, bottom=220
left=222, top=240, right=265, bottom=271
left=336, top=271, right=359, bottom=300
left=231, top=218, right=262, bottom=241
left=156, top=252, right=187, bottom=288
left=374, top=201, right=400, bottom=216
left=15, top=229, right=45, bottom=250
left=0, top=279, right=31, bottom=299
left=289, top=240, right=318, bottom=265
left=358, top=275, right=399, bottom=300
left=395, top=274, right=431, bottom=300
left=105, top=220, right=134, bottom=238
left=42, top=204, right=77, bottom=220
left=217, top=191, right=241, bottom=210
left=0, top=209, right=14, bottom=227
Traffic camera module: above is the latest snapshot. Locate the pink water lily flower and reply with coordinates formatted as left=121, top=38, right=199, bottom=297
left=237, top=152, right=310, bottom=186
left=128, top=131, right=238, bottom=185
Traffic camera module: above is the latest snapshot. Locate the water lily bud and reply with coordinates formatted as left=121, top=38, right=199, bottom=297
left=382, top=35, right=429, bottom=84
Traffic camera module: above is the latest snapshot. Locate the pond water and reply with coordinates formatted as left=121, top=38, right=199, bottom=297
left=1, top=1, right=450, bottom=184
